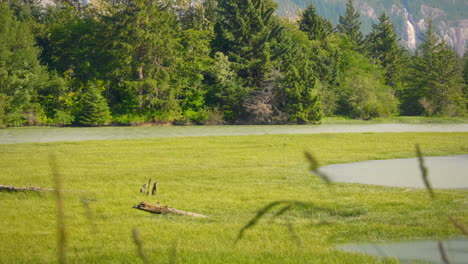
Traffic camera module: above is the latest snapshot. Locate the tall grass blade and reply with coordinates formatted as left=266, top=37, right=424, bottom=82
left=132, top=228, right=149, bottom=264
left=286, top=221, right=302, bottom=247
left=305, top=151, right=332, bottom=184
left=49, top=154, right=67, bottom=264
left=438, top=241, right=451, bottom=264
left=236, top=200, right=329, bottom=244
left=415, top=145, right=434, bottom=199
left=236, top=201, right=284, bottom=243
left=304, top=151, right=319, bottom=170
left=448, top=216, right=468, bottom=235
left=272, top=205, right=293, bottom=220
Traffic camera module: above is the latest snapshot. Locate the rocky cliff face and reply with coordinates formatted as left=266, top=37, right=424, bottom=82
left=275, top=0, right=467, bottom=56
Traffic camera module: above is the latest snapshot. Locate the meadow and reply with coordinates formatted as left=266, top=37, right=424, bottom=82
left=0, top=132, right=467, bottom=263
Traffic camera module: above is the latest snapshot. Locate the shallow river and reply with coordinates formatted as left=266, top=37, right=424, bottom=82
left=337, top=238, right=468, bottom=264
left=320, top=155, right=468, bottom=189
left=1, top=123, right=467, bottom=144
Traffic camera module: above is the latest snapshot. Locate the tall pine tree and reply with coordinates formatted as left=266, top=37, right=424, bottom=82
left=365, top=12, right=405, bottom=91
left=0, top=2, right=50, bottom=126
left=213, top=0, right=287, bottom=89
left=77, top=80, right=111, bottom=126
left=104, top=0, right=182, bottom=115
left=212, top=0, right=291, bottom=123
left=299, top=4, right=333, bottom=42
left=404, top=20, right=465, bottom=116
left=338, top=0, right=363, bottom=49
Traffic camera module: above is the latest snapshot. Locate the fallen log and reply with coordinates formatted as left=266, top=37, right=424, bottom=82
left=0, top=184, right=53, bottom=192
left=133, top=201, right=207, bottom=218
left=0, top=184, right=84, bottom=193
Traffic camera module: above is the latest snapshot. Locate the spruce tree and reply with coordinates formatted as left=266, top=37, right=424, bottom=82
left=404, top=20, right=465, bottom=116
left=104, top=0, right=182, bottom=114
left=277, top=22, right=322, bottom=123
left=0, top=2, right=49, bottom=126
left=212, top=0, right=293, bottom=123
left=299, top=4, right=333, bottom=42
left=213, top=0, right=287, bottom=89
left=338, top=0, right=363, bottom=49
left=365, top=12, right=405, bottom=90
left=77, top=81, right=111, bottom=126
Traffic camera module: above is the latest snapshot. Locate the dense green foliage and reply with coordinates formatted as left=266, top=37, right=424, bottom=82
left=0, top=0, right=466, bottom=127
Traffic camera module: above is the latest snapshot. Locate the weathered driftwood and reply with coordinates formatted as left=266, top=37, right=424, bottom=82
left=146, top=178, right=152, bottom=195
left=151, top=181, right=158, bottom=196
left=133, top=201, right=207, bottom=218
left=0, top=184, right=53, bottom=192
left=140, top=184, right=147, bottom=194
left=139, top=180, right=158, bottom=196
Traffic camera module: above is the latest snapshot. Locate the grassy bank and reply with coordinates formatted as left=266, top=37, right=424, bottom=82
left=2, top=116, right=468, bottom=129
left=322, top=116, right=468, bottom=124
left=0, top=133, right=467, bottom=263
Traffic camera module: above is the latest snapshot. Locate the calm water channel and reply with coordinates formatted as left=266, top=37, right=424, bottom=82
left=1, top=123, right=468, bottom=144
left=336, top=238, right=468, bottom=264
left=320, top=155, right=468, bottom=189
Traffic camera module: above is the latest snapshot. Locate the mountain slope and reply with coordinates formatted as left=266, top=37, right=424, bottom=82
left=274, top=0, right=467, bottom=55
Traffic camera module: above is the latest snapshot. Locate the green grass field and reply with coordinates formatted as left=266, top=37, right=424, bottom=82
left=1, top=132, right=467, bottom=263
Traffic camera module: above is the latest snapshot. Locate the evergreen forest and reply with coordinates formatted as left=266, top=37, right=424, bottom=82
left=0, top=0, right=467, bottom=127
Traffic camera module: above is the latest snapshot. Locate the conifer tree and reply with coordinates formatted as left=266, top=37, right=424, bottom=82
left=365, top=12, right=405, bottom=90
left=105, top=0, right=182, bottom=114
left=299, top=4, right=333, bottom=42
left=338, top=0, right=363, bottom=48
left=278, top=22, right=322, bottom=123
left=77, top=81, right=111, bottom=126
left=213, top=0, right=288, bottom=89
left=0, top=2, right=49, bottom=126
left=404, top=20, right=465, bottom=116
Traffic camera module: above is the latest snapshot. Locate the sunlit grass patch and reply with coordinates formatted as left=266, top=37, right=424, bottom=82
left=0, top=132, right=467, bottom=263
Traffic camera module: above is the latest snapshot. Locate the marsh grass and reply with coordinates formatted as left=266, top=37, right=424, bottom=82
left=0, top=132, right=467, bottom=263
